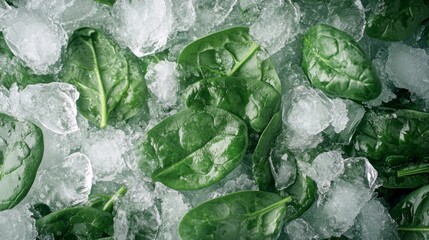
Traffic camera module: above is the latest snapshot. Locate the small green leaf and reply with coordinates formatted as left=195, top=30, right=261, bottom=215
left=179, top=191, right=291, bottom=240
left=302, top=24, right=381, bottom=102
left=178, top=27, right=281, bottom=93
left=0, top=113, right=44, bottom=211
left=366, top=0, right=429, bottom=41
left=94, top=0, right=116, bottom=6
left=139, top=106, right=248, bottom=190
left=61, top=27, right=147, bottom=128
left=183, top=77, right=280, bottom=132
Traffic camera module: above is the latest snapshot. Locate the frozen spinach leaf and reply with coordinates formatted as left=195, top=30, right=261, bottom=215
left=178, top=27, right=281, bottom=93
left=391, top=185, right=429, bottom=239
left=183, top=77, right=280, bottom=132
left=61, top=27, right=148, bottom=128
left=179, top=191, right=291, bottom=240
left=366, top=0, right=429, bottom=41
left=0, top=113, right=43, bottom=211
left=94, top=0, right=115, bottom=6
left=302, top=24, right=381, bottom=102
left=139, top=106, right=248, bottom=190
left=353, top=108, right=429, bottom=162
left=252, top=112, right=282, bottom=190
left=36, top=206, right=114, bottom=239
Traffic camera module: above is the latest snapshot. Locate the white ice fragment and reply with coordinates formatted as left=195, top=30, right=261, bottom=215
left=146, top=60, right=179, bottom=108
left=345, top=199, right=400, bottom=240
left=285, top=218, right=319, bottom=240
left=331, top=99, right=348, bottom=133
left=250, top=0, right=300, bottom=54
left=386, top=43, right=429, bottom=102
left=269, top=153, right=297, bottom=190
left=19, top=82, right=79, bottom=134
left=112, top=0, right=173, bottom=57
left=0, top=205, right=37, bottom=240
left=25, top=153, right=92, bottom=210
left=193, top=0, right=238, bottom=31
left=82, top=127, right=129, bottom=181
left=2, top=8, right=67, bottom=74
left=171, top=0, right=196, bottom=32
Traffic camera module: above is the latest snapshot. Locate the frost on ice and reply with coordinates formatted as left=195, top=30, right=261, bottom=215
left=146, top=60, right=179, bottom=108
left=0, top=205, right=37, bottom=240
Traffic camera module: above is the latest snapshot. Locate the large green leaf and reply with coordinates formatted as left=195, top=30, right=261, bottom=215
left=302, top=24, right=381, bottom=102
left=179, top=191, right=291, bottom=240
left=391, top=185, right=429, bottom=239
left=61, top=27, right=147, bottom=128
left=183, top=77, right=280, bottom=133
left=178, top=27, right=281, bottom=93
left=366, top=0, right=429, bottom=41
left=139, top=106, right=248, bottom=190
left=0, top=113, right=43, bottom=211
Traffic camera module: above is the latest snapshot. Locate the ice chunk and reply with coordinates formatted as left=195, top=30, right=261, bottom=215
left=249, top=0, right=300, bottom=54
left=193, top=0, right=238, bottom=31
left=24, top=153, right=92, bottom=210
left=111, top=0, right=173, bottom=57
left=18, top=83, right=79, bottom=134
left=269, top=150, right=297, bottom=190
left=291, top=156, right=378, bottom=238
left=0, top=0, right=11, bottom=18
left=299, top=0, right=366, bottom=40
left=331, top=99, right=366, bottom=144
left=386, top=43, right=429, bottom=102
left=345, top=199, right=400, bottom=240
left=146, top=60, right=179, bottom=108
left=171, top=0, right=195, bottom=32
left=1, top=9, right=67, bottom=74
left=0, top=204, right=37, bottom=240
left=82, top=127, right=130, bottom=181
left=282, top=86, right=350, bottom=151
left=299, top=151, right=345, bottom=195
left=284, top=218, right=319, bottom=240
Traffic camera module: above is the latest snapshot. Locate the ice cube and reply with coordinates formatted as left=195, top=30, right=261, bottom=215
left=171, top=0, right=195, bottom=32
left=24, top=152, right=92, bottom=210
left=18, top=82, right=79, bottom=135
left=1, top=8, right=67, bottom=74
left=293, top=156, right=378, bottom=238
left=192, top=0, right=238, bottom=31
left=249, top=0, right=300, bottom=54
left=111, top=0, right=173, bottom=57
left=145, top=60, right=179, bottom=108
left=386, top=43, right=429, bottom=102
left=0, top=204, right=37, bottom=240
left=82, top=127, right=130, bottom=181
left=284, top=218, right=319, bottom=240
left=269, top=152, right=297, bottom=190
left=345, top=199, right=400, bottom=240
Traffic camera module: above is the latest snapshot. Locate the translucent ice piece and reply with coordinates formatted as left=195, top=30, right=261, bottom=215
left=0, top=204, right=37, bottom=240
left=146, top=60, right=179, bottom=108
left=19, top=82, right=79, bottom=134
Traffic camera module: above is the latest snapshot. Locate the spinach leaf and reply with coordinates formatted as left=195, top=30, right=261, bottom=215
left=36, top=186, right=126, bottom=239
left=94, top=0, right=116, bottom=6
left=0, top=32, right=53, bottom=89
left=375, top=163, right=429, bottom=189
left=36, top=206, right=114, bottom=239
left=183, top=77, right=280, bottom=132
left=61, top=27, right=148, bottom=128
left=302, top=24, right=381, bottom=102
left=0, top=113, right=43, bottom=211
left=179, top=191, right=291, bottom=240
left=139, top=106, right=248, bottom=190
left=366, top=0, right=429, bottom=41
left=391, top=185, right=429, bottom=239
left=252, top=112, right=281, bottom=190
left=353, top=108, right=429, bottom=162
left=178, top=27, right=281, bottom=93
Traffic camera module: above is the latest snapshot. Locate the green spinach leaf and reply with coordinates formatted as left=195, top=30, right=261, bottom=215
left=183, top=76, right=280, bottom=132
left=61, top=27, right=148, bottom=128
left=178, top=27, right=281, bottom=93
left=179, top=191, right=291, bottom=240
left=0, top=113, right=43, bottom=211
left=252, top=112, right=281, bottom=190
left=139, top=106, right=248, bottom=190
left=366, top=0, right=429, bottom=41
left=302, top=24, right=381, bottom=102
left=94, top=0, right=116, bottom=6
left=391, top=185, right=429, bottom=239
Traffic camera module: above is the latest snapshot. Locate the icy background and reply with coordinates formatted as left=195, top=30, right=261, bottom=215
left=1, top=0, right=428, bottom=239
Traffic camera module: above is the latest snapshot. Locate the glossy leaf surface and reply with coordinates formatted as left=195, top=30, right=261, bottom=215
left=183, top=77, right=280, bottom=132
left=179, top=191, right=291, bottom=240
left=302, top=24, right=381, bottom=102
left=139, top=106, right=248, bottom=190
left=0, top=113, right=43, bottom=211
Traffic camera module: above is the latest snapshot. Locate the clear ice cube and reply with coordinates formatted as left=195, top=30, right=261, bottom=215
left=146, top=60, right=179, bottom=108
left=0, top=204, right=37, bottom=240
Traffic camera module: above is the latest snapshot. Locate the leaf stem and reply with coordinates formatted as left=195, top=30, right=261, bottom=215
left=102, top=186, right=127, bottom=212
left=227, top=43, right=260, bottom=76
left=397, top=164, right=429, bottom=177
left=249, top=196, right=292, bottom=217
